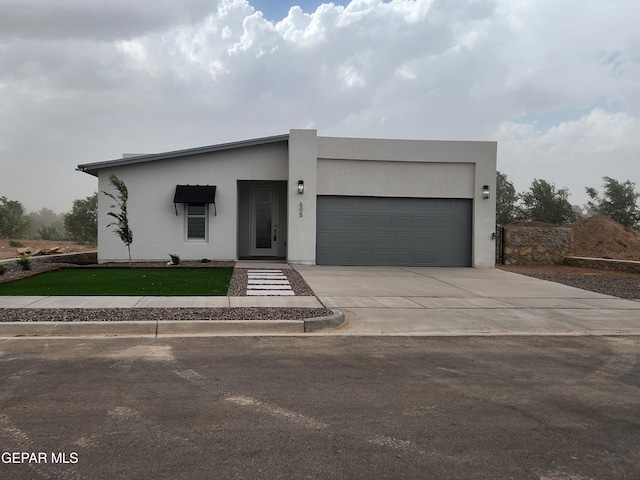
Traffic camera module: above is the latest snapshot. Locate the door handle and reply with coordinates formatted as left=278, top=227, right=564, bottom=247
left=273, top=224, right=277, bottom=242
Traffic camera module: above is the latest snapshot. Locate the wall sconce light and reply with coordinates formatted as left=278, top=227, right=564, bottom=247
left=482, top=185, right=490, bottom=199
left=298, top=180, right=304, bottom=194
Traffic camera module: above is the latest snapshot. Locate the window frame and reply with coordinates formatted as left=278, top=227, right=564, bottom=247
left=185, top=202, right=208, bottom=242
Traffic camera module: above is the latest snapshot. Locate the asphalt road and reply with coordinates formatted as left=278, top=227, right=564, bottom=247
left=1, top=336, right=639, bottom=479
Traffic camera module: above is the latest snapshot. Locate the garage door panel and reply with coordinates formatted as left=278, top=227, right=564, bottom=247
left=354, top=251, right=372, bottom=263
left=376, top=198, right=394, bottom=210
left=335, top=197, right=354, bottom=209
left=414, top=251, right=433, bottom=264
left=376, top=251, right=392, bottom=264
left=396, top=252, right=412, bottom=264
left=436, top=217, right=455, bottom=229
left=397, top=233, right=412, bottom=246
left=455, top=235, right=472, bottom=247
left=356, top=197, right=375, bottom=209
left=415, top=234, right=431, bottom=247
left=376, top=234, right=392, bottom=246
left=317, top=214, right=333, bottom=227
left=377, top=216, right=393, bottom=228
left=415, top=217, right=433, bottom=229
left=435, top=235, right=452, bottom=246
left=435, top=252, right=452, bottom=264
left=333, top=250, right=353, bottom=263
left=336, top=216, right=353, bottom=227
left=356, top=233, right=374, bottom=246
left=336, top=233, right=353, bottom=245
left=317, top=196, right=472, bottom=266
left=397, top=217, right=414, bottom=229
left=356, top=216, right=373, bottom=227
left=316, top=250, right=332, bottom=264
left=316, top=232, right=333, bottom=246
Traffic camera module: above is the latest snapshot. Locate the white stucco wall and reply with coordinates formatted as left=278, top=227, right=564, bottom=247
left=317, top=160, right=475, bottom=198
left=286, top=129, right=318, bottom=265
left=97, top=143, right=288, bottom=262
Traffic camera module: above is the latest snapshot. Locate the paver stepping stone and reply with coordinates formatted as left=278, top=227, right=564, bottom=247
left=246, top=269, right=296, bottom=296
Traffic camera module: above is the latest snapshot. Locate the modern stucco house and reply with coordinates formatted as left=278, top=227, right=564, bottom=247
left=77, top=129, right=497, bottom=267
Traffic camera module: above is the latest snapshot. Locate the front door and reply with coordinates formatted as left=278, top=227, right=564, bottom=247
left=250, top=185, right=279, bottom=256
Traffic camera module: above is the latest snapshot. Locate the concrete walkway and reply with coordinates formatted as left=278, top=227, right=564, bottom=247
left=0, top=295, right=322, bottom=309
left=294, top=266, right=640, bottom=336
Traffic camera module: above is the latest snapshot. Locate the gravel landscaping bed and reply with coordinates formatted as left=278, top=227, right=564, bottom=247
left=0, top=307, right=332, bottom=323
left=499, top=265, right=640, bottom=300
left=228, top=267, right=315, bottom=296
left=0, top=261, right=71, bottom=284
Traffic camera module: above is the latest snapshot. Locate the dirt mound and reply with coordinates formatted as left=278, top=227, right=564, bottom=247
left=570, top=216, right=640, bottom=261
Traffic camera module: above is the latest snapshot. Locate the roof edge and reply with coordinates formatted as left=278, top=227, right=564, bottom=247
left=77, top=133, right=290, bottom=176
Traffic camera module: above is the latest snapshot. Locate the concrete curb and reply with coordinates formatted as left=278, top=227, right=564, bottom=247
left=0, top=311, right=344, bottom=337
left=304, top=310, right=345, bottom=332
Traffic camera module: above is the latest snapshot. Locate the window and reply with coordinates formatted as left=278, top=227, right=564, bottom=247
left=187, top=203, right=207, bottom=240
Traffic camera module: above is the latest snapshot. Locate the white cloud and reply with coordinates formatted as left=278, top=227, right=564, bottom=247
left=0, top=0, right=639, bottom=213
left=497, top=109, right=640, bottom=205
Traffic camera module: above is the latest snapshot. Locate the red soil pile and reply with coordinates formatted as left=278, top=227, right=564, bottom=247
left=569, top=215, right=640, bottom=261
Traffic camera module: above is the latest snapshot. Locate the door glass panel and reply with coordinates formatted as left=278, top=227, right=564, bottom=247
left=255, top=190, right=272, bottom=249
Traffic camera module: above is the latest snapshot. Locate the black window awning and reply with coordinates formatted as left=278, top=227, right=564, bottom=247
left=173, top=185, right=217, bottom=215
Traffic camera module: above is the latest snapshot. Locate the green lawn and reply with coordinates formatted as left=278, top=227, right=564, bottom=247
left=0, top=268, right=233, bottom=296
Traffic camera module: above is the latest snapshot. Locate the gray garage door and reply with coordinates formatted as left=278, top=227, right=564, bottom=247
left=316, top=196, right=472, bottom=266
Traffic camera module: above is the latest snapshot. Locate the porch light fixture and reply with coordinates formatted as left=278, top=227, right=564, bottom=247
left=482, top=185, right=490, bottom=199
left=298, top=180, right=304, bottom=194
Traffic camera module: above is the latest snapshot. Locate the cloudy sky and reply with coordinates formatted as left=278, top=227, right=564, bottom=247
left=1, top=0, right=639, bottom=213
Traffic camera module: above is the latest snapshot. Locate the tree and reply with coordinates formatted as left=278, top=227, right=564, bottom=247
left=28, top=208, right=66, bottom=240
left=64, top=193, right=98, bottom=244
left=496, top=171, right=520, bottom=225
left=520, top=179, right=576, bottom=224
left=586, top=177, right=640, bottom=230
left=103, top=175, right=133, bottom=265
left=0, top=196, right=30, bottom=238
left=571, top=204, right=586, bottom=221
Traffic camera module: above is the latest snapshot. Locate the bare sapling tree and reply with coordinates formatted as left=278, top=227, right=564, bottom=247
left=103, top=174, right=133, bottom=266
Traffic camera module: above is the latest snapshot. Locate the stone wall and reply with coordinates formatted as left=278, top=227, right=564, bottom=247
left=502, top=227, right=572, bottom=265
left=36, top=251, right=97, bottom=265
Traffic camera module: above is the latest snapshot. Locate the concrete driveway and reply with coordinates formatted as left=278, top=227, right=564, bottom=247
left=295, top=266, right=640, bottom=336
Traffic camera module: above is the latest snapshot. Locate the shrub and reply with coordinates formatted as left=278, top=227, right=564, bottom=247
left=201, top=258, right=211, bottom=263
left=0, top=264, right=6, bottom=276
left=17, top=255, right=31, bottom=271
left=168, top=253, right=180, bottom=265
left=38, top=225, right=63, bottom=240
left=9, top=240, right=24, bottom=248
